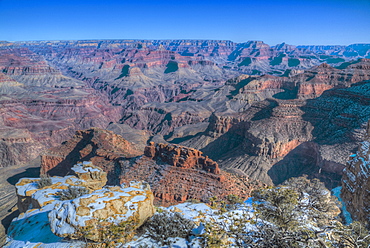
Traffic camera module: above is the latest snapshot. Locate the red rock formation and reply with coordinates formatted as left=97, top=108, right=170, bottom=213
left=120, top=156, right=262, bottom=206
left=0, top=48, right=60, bottom=76
left=295, top=60, right=370, bottom=99
left=40, top=128, right=263, bottom=206
left=40, top=128, right=142, bottom=184
left=144, top=142, right=220, bottom=174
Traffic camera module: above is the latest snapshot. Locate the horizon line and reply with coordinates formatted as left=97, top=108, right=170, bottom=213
left=1, top=39, right=370, bottom=47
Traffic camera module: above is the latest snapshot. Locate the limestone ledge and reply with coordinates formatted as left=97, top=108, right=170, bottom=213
left=49, top=181, right=155, bottom=241
left=9, top=162, right=155, bottom=243
left=15, top=162, right=107, bottom=213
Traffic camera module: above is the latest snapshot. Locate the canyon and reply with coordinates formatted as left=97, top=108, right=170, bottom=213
left=1, top=39, right=370, bottom=243
left=40, top=128, right=263, bottom=206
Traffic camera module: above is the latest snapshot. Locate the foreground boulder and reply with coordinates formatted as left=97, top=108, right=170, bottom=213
left=16, top=162, right=107, bottom=213
left=49, top=181, right=155, bottom=242
left=8, top=162, right=155, bottom=244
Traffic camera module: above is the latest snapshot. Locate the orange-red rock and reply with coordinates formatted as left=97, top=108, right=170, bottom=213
left=40, top=128, right=263, bottom=206
left=144, top=142, right=220, bottom=174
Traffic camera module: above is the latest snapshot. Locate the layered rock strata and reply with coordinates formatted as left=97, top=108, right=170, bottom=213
left=9, top=162, right=155, bottom=243
left=40, top=128, right=142, bottom=184
left=40, top=128, right=264, bottom=206
left=341, top=121, right=370, bottom=223
left=0, top=47, right=120, bottom=168
left=144, top=142, right=220, bottom=174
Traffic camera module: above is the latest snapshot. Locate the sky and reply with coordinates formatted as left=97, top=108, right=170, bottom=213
left=0, top=0, right=369, bottom=46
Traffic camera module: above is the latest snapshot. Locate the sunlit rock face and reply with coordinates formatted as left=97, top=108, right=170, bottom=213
left=49, top=181, right=155, bottom=242
left=9, top=162, right=155, bottom=244
left=40, top=127, right=143, bottom=184
left=40, top=128, right=264, bottom=207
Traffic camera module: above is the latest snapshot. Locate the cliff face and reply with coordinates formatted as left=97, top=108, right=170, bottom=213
left=177, top=59, right=370, bottom=187
left=144, top=142, right=220, bottom=174
left=1, top=42, right=369, bottom=188
left=341, top=122, right=370, bottom=223
left=40, top=128, right=263, bottom=206
left=0, top=48, right=121, bottom=168
left=40, top=128, right=142, bottom=184
left=191, top=99, right=316, bottom=185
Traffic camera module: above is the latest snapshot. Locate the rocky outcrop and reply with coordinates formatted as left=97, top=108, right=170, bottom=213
left=8, top=163, right=154, bottom=244
left=16, top=162, right=107, bottom=213
left=119, top=155, right=263, bottom=206
left=144, top=142, right=220, bottom=174
left=49, top=181, right=155, bottom=242
left=294, top=60, right=370, bottom=99
left=341, top=121, right=370, bottom=223
left=120, top=142, right=264, bottom=206
left=40, top=129, right=263, bottom=206
left=40, top=128, right=142, bottom=184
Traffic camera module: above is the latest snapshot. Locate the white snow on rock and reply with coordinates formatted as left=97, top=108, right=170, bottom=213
left=5, top=163, right=109, bottom=247
left=71, top=161, right=100, bottom=174
left=7, top=162, right=260, bottom=248
left=49, top=181, right=154, bottom=239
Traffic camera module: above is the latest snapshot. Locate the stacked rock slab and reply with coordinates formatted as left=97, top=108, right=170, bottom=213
left=144, top=142, right=220, bottom=174
left=341, top=121, right=370, bottom=223
left=49, top=181, right=155, bottom=242
left=124, top=142, right=264, bottom=206
left=9, top=162, right=155, bottom=243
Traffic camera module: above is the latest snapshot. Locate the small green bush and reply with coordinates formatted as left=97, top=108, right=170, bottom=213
left=142, top=211, right=196, bottom=245
left=226, top=194, right=244, bottom=210
left=37, top=176, right=52, bottom=189
left=78, top=219, right=137, bottom=246
left=56, top=185, right=89, bottom=200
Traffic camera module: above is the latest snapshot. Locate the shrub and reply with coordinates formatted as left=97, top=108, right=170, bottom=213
left=79, top=219, right=137, bottom=246
left=57, top=185, right=89, bottom=200
left=333, top=221, right=370, bottom=248
left=226, top=194, right=244, bottom=210
left=37, top=176, right=52, bottom=189
left=252, top=186, right=300, bottom=232
left=281, top=175, right=340, bottom=227
left=199, top=213, right=236, bottom=248
left=142, top=211, right=196, bottom=245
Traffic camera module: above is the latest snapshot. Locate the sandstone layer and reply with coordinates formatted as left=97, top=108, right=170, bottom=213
left=40, top=128, right=264, bottom=206
left=8, top=163, right=154, bottom=243
left=41, top=128, right=142, bottom=184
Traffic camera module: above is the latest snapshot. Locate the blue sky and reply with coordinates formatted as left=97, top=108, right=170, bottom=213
left=0, top=0, right=369, bottom=45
